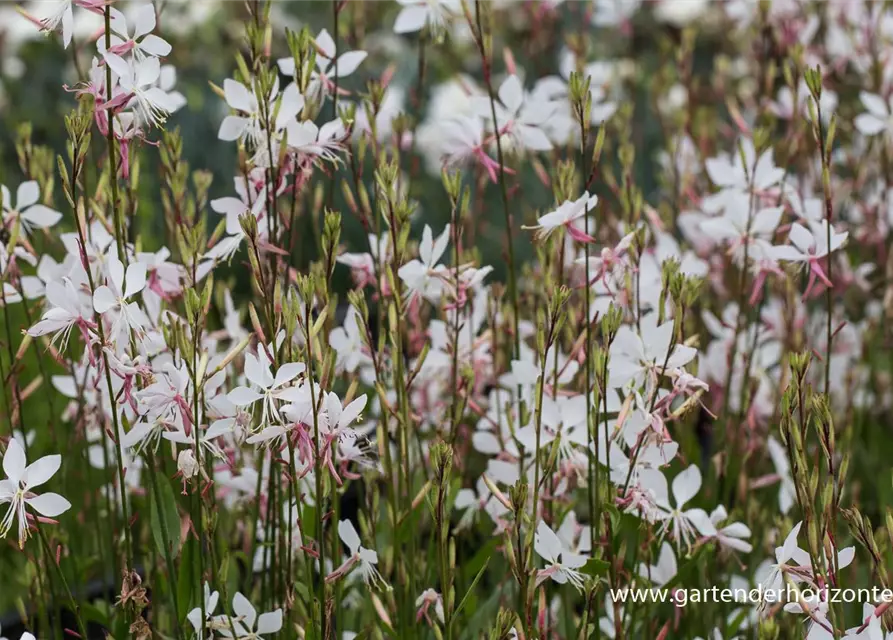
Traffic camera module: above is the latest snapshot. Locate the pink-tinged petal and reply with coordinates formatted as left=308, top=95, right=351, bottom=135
left=218, top=116, right=248, bottom=142
left=277, top=57, right=295, bottom=76
left=223, top=78, right=254, bottom=113
left=770, top=244, right=804, bottom=262
left=0, top=479, right=16, bottom=500
left=132, top=4, right=157, bottom=38
left=520, top=125, right=552, bottom=151
left=104, top=53, right=132, bottom=83
left=837, top=546, right=855, bottom=569
left=109, top=7, right=129, bottom=37
left=16, top=181, right=40, bottom=209
left=671, top=464, right=701, bottom=507
left=27, top=316, right=69, bottom=337
left=685, top=508, right=717, bottom=536
left=752, top=151, right=784, bottom=190
left=245, top=426, right=285, bottom=445
left=209, top=196, right=247, bottom=217
left=108, top=255, right=125, bottom=292
left=721, top=522, right=751, bottom=539
left=61, top=6, right=73, bottom=48
left=534, top=520, right=562, bottom=563
left=722, top=537, right=753, bottom=553
left=498, top=75, right=524, bottom=113
left=3, top=439, right=27, bottom=484
left=122, top=423, right=151, bottom=448
left=751, top=206, right=783, bottom=235
left=227, top=387, right=263, bottom=407
left=272, top=362, right=305, bottom=388
left=232, top=593, right=257, bottom=631
left=779, top=521, right=803, bottom=562
left=275, top=83, right=305, bottom=129
left=338, top=519, right=361, bottom=554
left=335, top=51, right=367, bottom=77
left=704, top=157, right=735, bottom=188
left=140, top=34, right=172, bottom=57
left=393, top=5, right=428, bottom=33
left=860, top=91, right=889, bottom=118
left=788, top=223, right=814, bottom=253
left=124, top=262, right=147, bottom=298
left=472, top=432, right=501, bottom=455
left=666, top=344, right=698, bottom=370
left=243, top=353, right=267, bottom=389
left=203, top=421, right=232, bottom=441
left=314, top=29, right=336, bottom=59
left=855, top=114, right=886, bottom=136
left=93, top=286, right=117, bottom=314
left=339, top=395, right=368, bottom=428
left=23, top=454, right=61, bottom=489
left=135, top=56, right=162, bottom=86
left=21, top=205, right=62, bottom=229
left=26, top=492, right=71, bottom=517
left=256, top=610, right=283, bottom=635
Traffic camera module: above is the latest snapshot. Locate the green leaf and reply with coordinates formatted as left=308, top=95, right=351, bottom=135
left=580, top=557, right=610, bottom=577
left=463, top=536, right=498, bottom=583
left=453, top=555, right=490, bottom=623
left=178, top=537, right=197, bottom=618
left=150, top=475, right=182, bottom=559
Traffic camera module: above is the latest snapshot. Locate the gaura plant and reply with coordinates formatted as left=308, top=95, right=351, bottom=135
left=2, top=1, right=893, bottom=639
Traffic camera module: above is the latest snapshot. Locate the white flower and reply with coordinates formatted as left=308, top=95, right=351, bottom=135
left=773, top=219, right=848, bottom=297
left=767, top=436, right=796, bottom=514
left=784, top=591, right=834, bottom=640
left=27, top=278, right=90, bottom=349
left=760, top=521, right=803, bottom=592
left=397, top=224, right=450, bottom=302
left=0, top=439, right=71, bottom=548
left=214, top=592, right=282, bottom=639
left=102, top=5, right=172, bottom=60
left=205, top=182, right=268, bottom=263
left=329, top=305, right=372, bottom=373
left=644, top=465, right=717, bottom=550
left=638, top=541, right=677, bottom=587
left=218, top=78, right=303, bottom=148
left=855, top=91, right=893, bottom=138
left=105, top=54, right=179, bottom=129
left=415, top=589, right=445, bottom=624
left=284, top=118, right=348, bottom=165
left=608, top=313, right=698, bottom=390
left=227, top=353, right=305, bottom=427
left=38, top=0, right=74, bottom=48
left=93, top=249, right=149, bottom=348
left=336, top=519, right=388, bottom=589
left=709, top=505, right=753, bottom=553
left=177, top=449, right=199, bottom=479
left=529, top=191, right=598, bottom=241
left=278, top=29, right=366, bottom=104
left=703, top=139, right=784, bottom=212
left=187, top=582, right=220, bottom=640
left=534, top=520, right=588, bottom=591
left=474, top=74, right=556, bottom=152
left=654, top=0, right=707, bottom=25
left=2, top=181, right=62, bottom=232
left=699, top=201, right=783, bottom=265
left=592, top=0, right=640, bottom=26
left=393, top=0, right=461, bottom=34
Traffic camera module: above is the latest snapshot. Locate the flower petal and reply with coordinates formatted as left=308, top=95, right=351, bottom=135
left=23, top=454, right=61, bottom=489
left=26, top=492, right=71, bottom=517
left=93, top=286, right=118, bottom=314
left=2, top=439, right=26, bottom=484
left=256, top=610, right=283, bottom=635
